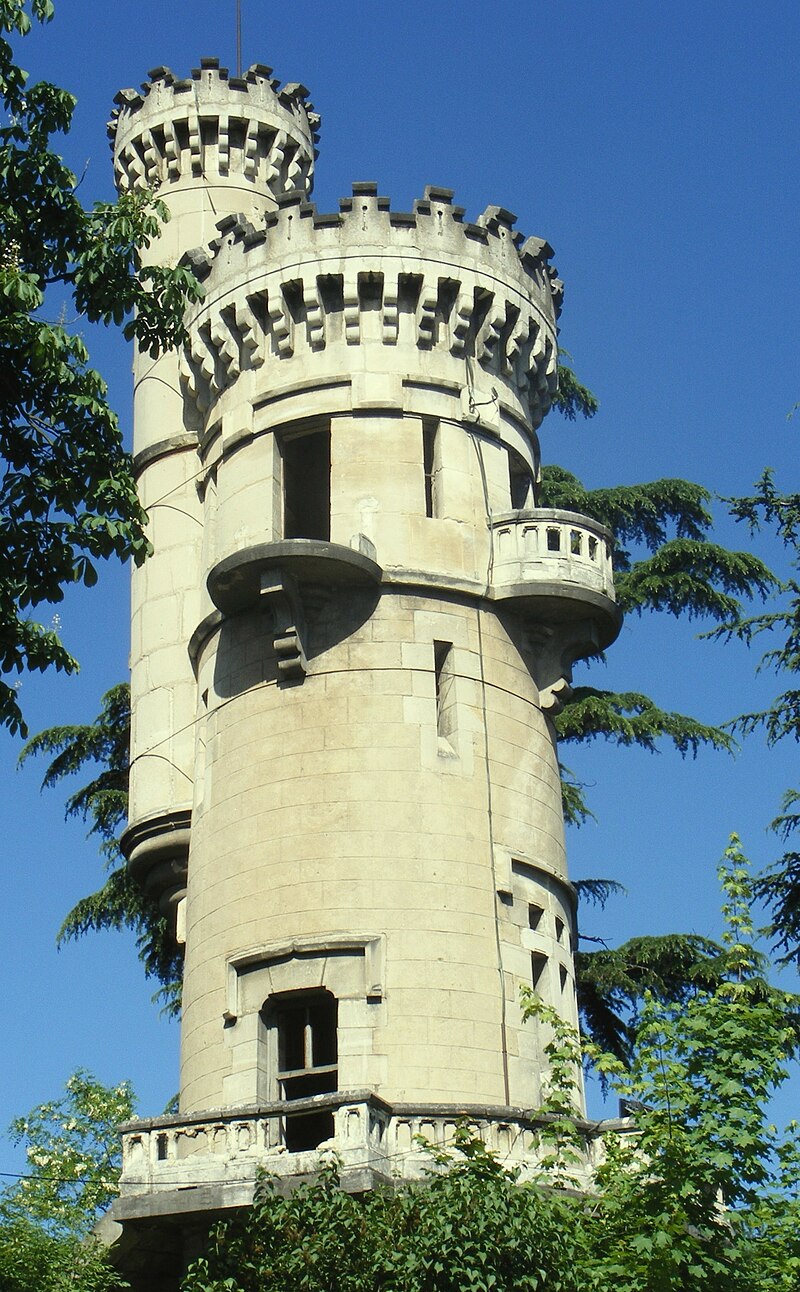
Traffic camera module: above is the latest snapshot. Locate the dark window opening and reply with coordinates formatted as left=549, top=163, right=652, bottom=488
left=531, top=952, right=548, bottom=991
left=423, top=419, right=440, bottom=518
left=555, top=916, right=565, bottom=943
left=281, top=428, right=330, bottom=541
left=509, top=449, right=534, bottom=510
left=274, top=991, right=338, bottom=1152
left=284, top=1107, right=336, bottom=1152
left=227, top=118, right=247, bottom=158
left=156, top=1133, right=168, bottom=1161
left=528, top=903, right=544, bottom=931
left=434, top=640, right=456, bottom=746
left=359, top=271, right=383, bottom=313
left=559, top=964, right=569, bottom=992
left=546, top=527, right=561, bottom=552
left=282, top=279, right=305, bottom=326
left=199, top=117, right=218, bottom=168
left=278, top=995, right=337, bottom=1073
left=318, top=275, right=345, bottom=343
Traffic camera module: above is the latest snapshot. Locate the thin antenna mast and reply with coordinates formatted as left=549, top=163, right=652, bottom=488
left=236, top=0, right=242, bottom=76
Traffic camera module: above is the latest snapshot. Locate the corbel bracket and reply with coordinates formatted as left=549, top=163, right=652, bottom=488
left=260, top=569, right=307, bottom=681
left=528, top=619, right=602, bottom=715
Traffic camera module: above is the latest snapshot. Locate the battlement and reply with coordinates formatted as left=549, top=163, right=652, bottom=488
left=188, top=183, right=561, bottom=304
left=180, top=184, right=562, bottom=427
left=110, top=57, right=319, bottom=198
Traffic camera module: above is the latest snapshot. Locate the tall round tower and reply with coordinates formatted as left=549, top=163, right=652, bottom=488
left=111, top=57, right=621, bottom=1267
left=113, top=60, right=319, bottom=923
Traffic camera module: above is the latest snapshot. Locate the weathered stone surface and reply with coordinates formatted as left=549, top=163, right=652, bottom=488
left=114, top=51, right=621, bottom=1263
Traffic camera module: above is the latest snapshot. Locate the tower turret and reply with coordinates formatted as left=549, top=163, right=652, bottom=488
left=111, top=61, right=320, bottom=925
left=111, top=58, right=319, bottom=283
left=110, top=59, right=621, bottom=1285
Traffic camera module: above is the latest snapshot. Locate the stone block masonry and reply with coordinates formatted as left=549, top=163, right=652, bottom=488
left=109, top=53, right=622, bottom=1286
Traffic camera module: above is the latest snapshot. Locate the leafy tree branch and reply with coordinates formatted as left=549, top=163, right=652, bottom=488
left=0, top=0, right=201, bottom=734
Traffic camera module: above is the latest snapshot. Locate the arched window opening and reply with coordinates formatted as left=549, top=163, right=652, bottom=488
left=265, top=989, right=338, bottom=1152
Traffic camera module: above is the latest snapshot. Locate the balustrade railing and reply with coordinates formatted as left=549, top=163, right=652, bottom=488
left=118, top=1093, right=616, bottom=1198
left=490, top=509, right=615, bottom=601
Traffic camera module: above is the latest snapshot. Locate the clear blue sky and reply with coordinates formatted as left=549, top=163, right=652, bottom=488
left=1, top=0, right=798, bottom=1174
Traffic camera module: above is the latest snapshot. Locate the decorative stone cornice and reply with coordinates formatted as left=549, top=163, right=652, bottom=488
left=109, top=58, right=319, bottom=198
left=179, top=184, right=561, bottom=428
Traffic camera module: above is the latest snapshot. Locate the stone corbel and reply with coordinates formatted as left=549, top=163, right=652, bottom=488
left=122, top=808, right=192, bottom=945
left=528, top=619, right=602, bottom=715
left=259, top=569, right=307, bottom=681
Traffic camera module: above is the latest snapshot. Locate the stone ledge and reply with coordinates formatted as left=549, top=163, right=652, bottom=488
left=121, top=809, right=192, bottom=916
left=207, top=539, right=383, bottom=615
left=132, top=433, right=197, bottom=477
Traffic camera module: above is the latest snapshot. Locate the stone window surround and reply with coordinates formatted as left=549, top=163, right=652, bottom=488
left=221, top=934, right=386, bottom=1106
left=224, top=933, right=386, bottom=1022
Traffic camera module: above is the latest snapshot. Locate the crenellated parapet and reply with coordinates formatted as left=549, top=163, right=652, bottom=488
left=179, top=183, right=562, bottom=430
left=109, top=57, right=319, bottom=200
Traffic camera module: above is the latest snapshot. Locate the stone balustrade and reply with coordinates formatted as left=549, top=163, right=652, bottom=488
left=490, top=508, right=615, bottom=602
left=119, top=1093, right=390, bottom=1197
left=116, top=1093, right=630, bottom=1219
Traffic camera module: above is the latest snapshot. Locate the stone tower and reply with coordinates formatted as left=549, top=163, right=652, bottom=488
left=109, top=57, right=620, bottom=1275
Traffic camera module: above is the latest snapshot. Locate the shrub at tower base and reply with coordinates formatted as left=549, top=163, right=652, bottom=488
left=178, top=841, right=800, bottom=1292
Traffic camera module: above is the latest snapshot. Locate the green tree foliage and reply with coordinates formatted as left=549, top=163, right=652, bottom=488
left=0, top=1071, right=133, bottom=1292
left=20, top=683, right=182, bottom=1011
left=542, top=464, right=775, bottom=823
left=763, top=786, right=800, bottom=966
left=580, top=839, right=800, bottom=1291
left=180, top=843, right=800, bottom=1292
left=570, top=878, right=733, bottom=1063
left=574, top=931, right=728, bottom=1066
left=19, top=681, right=130, bottom=855
left=710, top=471, right=800, bottom=967
left=2, top=1069, right=133, bottom=1236
left=552, top=355, right=599, bottom=420
left=0, top=0, right=201, bottom=735
left=0, top=1218, right=119, bottom=1292
left=183, top=1141, right=580, bottom=1292
left=558, top=686, right=734, bottom=763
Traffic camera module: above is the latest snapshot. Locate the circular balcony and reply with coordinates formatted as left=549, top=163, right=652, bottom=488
left=489, top=508, right=622, bottom=649
left=207, top=538, right=383, bottom=615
